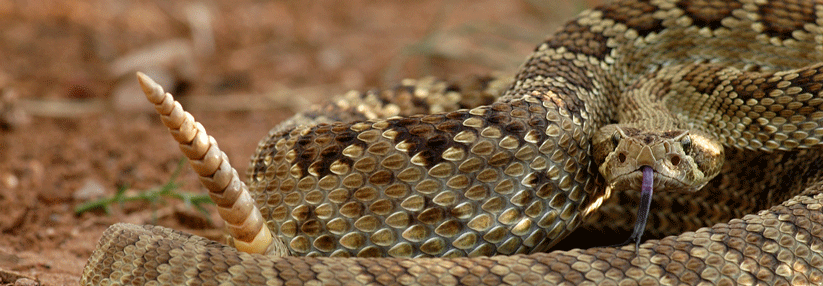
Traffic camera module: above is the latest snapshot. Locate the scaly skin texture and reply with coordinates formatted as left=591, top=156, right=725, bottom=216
left=82, top=0, right=823, bottom=285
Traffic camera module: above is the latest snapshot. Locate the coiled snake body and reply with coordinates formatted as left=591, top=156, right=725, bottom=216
left=83, top=0, right=823, bottom=285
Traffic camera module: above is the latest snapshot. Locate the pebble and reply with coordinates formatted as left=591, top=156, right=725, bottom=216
left=1, top=173, right=18, bottom=189
left=73, top=179, right=106, bottom=201
left=14, top=277, right=39, bottom=286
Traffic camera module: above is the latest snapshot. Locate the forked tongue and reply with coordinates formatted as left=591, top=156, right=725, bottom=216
left=631, top=166, right=654, bottom=250
left=611, top=165, right=653, bottom=252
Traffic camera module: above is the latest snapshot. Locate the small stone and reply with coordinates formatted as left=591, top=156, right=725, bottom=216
left=0, top=88, right=30, bottom=130
left=0, top=268, right=38, bottom=286
left=73, top=179, right=106, bottom=201
left=14, top=277, right=39, bottom=286
left=1, top=173, right=18, bottom=189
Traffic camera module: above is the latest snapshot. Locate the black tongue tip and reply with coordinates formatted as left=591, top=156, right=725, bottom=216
left=607, top=165, right=655, bottom=252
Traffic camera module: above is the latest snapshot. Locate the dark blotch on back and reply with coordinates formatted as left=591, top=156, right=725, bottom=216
left=676, top=0, right=742, bottom=30
left=757, top=0, right=816, bottom=40
left=726, top=64, right=823, bottom=136
left=544, top=22, right=611, bottom=61
left=288, top=124, right=365, bottom=179
left=599, top=0, right=663, bottom=37
left=385, top=116, right=462, bottom=168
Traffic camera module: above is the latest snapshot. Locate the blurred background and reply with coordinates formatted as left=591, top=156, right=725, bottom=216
left=0, top=0, right=599, bottom=284
left=1, top=0, right=599, bottom=115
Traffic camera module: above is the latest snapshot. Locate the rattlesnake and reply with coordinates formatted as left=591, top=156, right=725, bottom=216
left=81, top=0, right=823, bottom=285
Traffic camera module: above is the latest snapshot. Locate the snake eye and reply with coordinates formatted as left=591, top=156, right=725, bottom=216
left=680, top=136, right=692, bottom=153
left=611, top=132, right=621, bottom=147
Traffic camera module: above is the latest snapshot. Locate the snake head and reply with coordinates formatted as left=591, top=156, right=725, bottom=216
left=592, top=124, right=724, bottom=194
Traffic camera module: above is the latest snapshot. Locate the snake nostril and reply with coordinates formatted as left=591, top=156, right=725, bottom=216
left=618, top=152, right=627, bottom=163
left=670, top=155, right=681, bottom=166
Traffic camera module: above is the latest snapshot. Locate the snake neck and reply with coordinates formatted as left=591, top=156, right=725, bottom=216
left=591, top=65, right=726, bottom=195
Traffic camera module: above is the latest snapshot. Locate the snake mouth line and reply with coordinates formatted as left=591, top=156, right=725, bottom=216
left=610, top=167, right=689, bottom=191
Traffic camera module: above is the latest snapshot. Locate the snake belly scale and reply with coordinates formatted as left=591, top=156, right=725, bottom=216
left=82, top=0, right=823, bottom=285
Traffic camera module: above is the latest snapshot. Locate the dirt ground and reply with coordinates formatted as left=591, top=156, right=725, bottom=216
left=0, top=1, right=601, bottom=284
